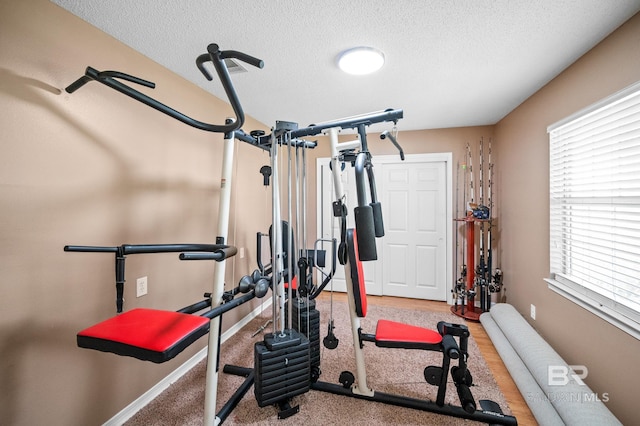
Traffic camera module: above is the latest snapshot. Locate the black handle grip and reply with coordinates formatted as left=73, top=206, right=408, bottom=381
left=220, top=49, right=264, bottom=69
left=65, top=75, right=93, bottom=93
left=64, top=245, right=119, bottom=253
left=180, top=252, right=223, bottom=261
left=67, top=67, right=156, bottom=94
left=197, top=46, right=264, bottom=80
left=196, top=53, right=215, bottom=81
left=179, top=246, right=238, bottom=261
left=97, top=69, right=155, bottom=89
left=121, top=243, right=232, bottom=255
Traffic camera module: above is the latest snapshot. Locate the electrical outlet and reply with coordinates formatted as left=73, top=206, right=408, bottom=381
left=137, top=276, right=148, bottom=297
left=239, top=247, right=245, bottom=258
left=530, top=304, right=536, bottom=320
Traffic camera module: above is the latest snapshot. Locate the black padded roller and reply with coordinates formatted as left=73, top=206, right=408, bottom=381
left=354, top=205, right=377, bottom=261
left=441, top=334, right=460, bottom=359
left=456, top=383, right=477, bottom=414
left=370, top=202, right=385, bottom=238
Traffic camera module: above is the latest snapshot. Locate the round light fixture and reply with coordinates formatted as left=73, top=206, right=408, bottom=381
left=337, top=47, right=385, bottom=75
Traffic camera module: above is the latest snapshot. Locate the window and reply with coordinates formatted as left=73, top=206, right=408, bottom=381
left=547, top=81, right=640, bottom=340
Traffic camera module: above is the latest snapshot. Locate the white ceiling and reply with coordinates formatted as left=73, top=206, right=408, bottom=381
left=52, top=0, right=640, bottom=133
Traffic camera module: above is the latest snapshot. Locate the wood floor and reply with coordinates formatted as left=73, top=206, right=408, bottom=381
left=318, top=292, right=538, bottom=425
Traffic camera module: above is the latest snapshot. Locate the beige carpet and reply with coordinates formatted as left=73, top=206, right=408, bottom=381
left=126, top=297, right=511, bottom=425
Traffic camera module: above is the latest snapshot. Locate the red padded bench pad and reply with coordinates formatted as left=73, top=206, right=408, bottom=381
left=375, top=319, right=443, bottom=348
left=77, top=308, right=210, bottom=363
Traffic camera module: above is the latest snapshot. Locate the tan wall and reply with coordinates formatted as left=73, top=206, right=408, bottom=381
left=0, top=1, right=271, bottom=424
left=494, top=12, right=640, bottom=425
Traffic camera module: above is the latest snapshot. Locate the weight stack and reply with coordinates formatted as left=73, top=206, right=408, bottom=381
left=254, top=329, right=310, bottom=407
left=285, top=298, right=320, bottom=371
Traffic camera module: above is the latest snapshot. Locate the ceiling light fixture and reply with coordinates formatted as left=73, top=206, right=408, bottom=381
left=337, top=46, right=385, bottom=75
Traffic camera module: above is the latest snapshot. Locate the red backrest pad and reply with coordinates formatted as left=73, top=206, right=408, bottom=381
left=347, top=228, right=367, bottom=318
left=284, top=276, right=298, bottom=290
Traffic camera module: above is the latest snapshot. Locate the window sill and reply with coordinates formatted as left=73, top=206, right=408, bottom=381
left=545, top=278, right=640, bottom=341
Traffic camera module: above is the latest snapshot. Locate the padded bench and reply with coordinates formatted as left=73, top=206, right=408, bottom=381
left=77, top=308, right=210, bottom=363
left=480, top=303, right=621, bottom=426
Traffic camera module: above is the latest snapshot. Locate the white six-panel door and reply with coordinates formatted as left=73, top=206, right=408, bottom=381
left=381, top=160, right=447, bottom=300
left=316, top=153, right=451, bottom=301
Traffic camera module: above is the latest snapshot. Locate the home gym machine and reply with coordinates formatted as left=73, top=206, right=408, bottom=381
left=65, top=41, right=515, bottom=424
left=63, top=43, right=277, bottom=425
left=299, top=120, right=517, bottom=425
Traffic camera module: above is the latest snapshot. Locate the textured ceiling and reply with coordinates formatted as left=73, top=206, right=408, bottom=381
left=52, top=0, right=640, bottom=133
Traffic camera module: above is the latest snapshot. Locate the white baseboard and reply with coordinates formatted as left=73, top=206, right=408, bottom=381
left=104, top=298, right=273, bottom=426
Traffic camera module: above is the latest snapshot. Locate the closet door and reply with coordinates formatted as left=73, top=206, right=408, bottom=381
left=381, top=159, right=448, bottom=301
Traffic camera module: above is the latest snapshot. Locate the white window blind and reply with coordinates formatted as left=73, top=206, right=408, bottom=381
left=547, top=81, right=640, bottom=339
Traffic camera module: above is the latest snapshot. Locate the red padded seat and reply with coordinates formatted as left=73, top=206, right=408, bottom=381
left=77, top=308, right=210, bottom=363
left=376, top=319, right=443, bottom=349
